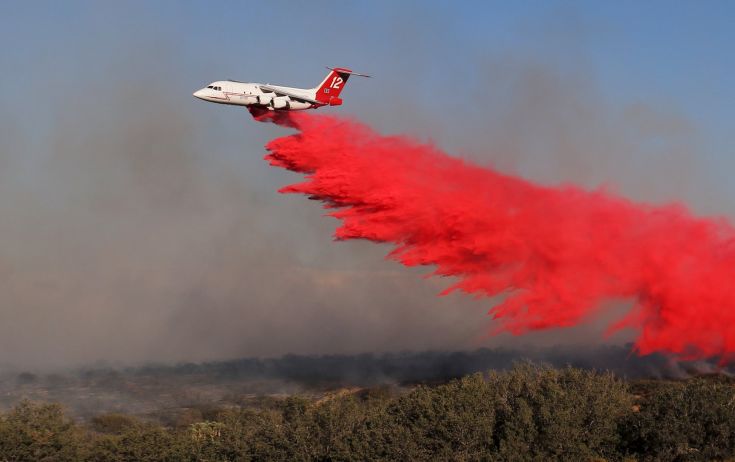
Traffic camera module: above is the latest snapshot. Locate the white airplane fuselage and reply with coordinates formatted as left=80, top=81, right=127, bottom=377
left=193, top=68, right=368, bottom=111
left=193, top=81, right=315, bottom=110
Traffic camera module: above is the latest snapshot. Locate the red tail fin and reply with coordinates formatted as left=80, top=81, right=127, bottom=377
left=314, top=68, right=352, bottom=104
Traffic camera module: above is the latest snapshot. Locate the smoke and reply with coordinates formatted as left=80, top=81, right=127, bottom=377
left=0, top=55, right=493, bottom=369
left=2, top=345, right=715, bottom=420
left=258, top=110, right=735, bottom=363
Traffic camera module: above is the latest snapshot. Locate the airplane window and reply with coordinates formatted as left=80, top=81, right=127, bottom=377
left=207, top=86, right=213, bottom=89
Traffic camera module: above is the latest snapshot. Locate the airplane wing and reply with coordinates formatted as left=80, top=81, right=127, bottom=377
left=259, top=85, right=322, bottom=105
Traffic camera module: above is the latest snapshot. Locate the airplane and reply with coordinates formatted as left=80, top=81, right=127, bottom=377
left=193, top=67, right=370, bottom=111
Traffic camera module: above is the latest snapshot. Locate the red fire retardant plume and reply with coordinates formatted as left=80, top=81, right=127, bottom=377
left=253, top=109, right=735, bottom=363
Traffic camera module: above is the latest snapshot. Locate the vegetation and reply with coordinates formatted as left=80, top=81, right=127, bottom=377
left=0, top=363, right=733, bottom=461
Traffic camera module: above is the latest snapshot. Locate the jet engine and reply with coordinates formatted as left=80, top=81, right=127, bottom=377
left=258, top=94, right=273, bottom=105
left=272, top=96, right=290, bottom=109
left=287, top=101, right=312, bottom=110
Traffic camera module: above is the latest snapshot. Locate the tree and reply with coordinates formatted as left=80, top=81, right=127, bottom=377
left=621, top=376, right=735, bottom=461
left=0, top=400, right=83, bottom=462
left=377, top=373, right=497, bottom=461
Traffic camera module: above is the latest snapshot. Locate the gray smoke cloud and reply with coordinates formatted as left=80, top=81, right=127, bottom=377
left=0, top=45, right=493, bottom=369
left=0, top=4, right=720, bottom=370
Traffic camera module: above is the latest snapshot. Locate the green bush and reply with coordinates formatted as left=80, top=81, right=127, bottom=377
left=489, top=363, right=631, bottom=461
left=90, top=413, right=140, bottom=434
left=87, top=422, right=186, bottom=462
left=376, top=373, right=496, bottom=460
left=189, top=408, right=287, bottom=461
left=374, top=363, right=630, bottom=461
left=621, top=376, right=735, bottom=461
left=0, top=400, right=83, bottom=462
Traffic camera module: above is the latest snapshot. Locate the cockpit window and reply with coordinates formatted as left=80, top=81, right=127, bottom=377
left=207, top=86, right=213, bottom=89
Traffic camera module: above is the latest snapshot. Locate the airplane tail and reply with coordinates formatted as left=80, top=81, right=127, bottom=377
left=313, top=67, right=370, bottom=105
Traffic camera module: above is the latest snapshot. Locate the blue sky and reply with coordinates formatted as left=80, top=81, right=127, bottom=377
left=1, top=1, right=735, bottom=366
left=2, top=1, right=732, bottom=108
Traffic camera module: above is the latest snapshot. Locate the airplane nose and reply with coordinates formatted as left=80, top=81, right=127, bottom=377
left=193, top=89, right=206, bottom=99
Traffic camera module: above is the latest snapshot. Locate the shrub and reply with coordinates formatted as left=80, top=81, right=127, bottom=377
left=621, top=376, right=735, bottom=461
left=90, top=413, right=140, bottom=434
left=488, top=363, right=631, bottom=461
left=0, top=400, right=83, bottom=462
left=375, top=363, right=631, bottom=461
